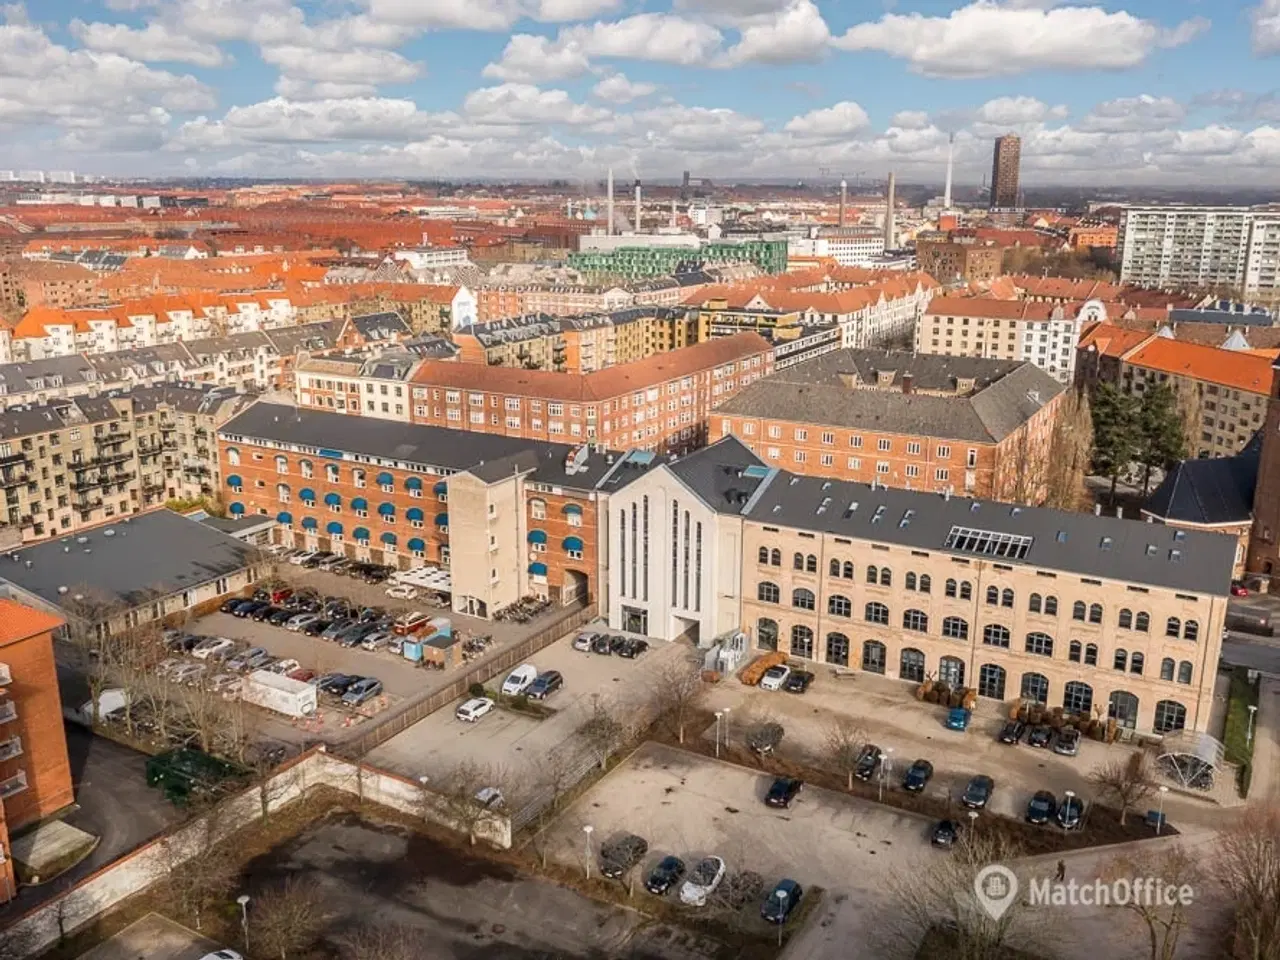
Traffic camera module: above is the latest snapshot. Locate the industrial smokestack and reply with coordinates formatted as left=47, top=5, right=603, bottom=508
left=634, top=180, right=642, bottom=233
left=839, top=179, right=847, bottom=228
left=884, top=171, right=896, bottom=250
left=944, top=134, right=954, bottom=210
left=606, top=168, right=614, bottom=237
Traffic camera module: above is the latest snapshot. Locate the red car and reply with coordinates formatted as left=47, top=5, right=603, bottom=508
left=1231, top=582, right=1249, bottom=597
left=287, top=668, right=317, bottom=683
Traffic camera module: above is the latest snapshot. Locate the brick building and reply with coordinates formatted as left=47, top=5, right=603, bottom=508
left=915, top=240, right=1004, bottom=284
left=0, top=599, right=73, bottom=902
left=1247, top=358, right=1280, bottom=581
left=712, top=349, right=1064, bottom=501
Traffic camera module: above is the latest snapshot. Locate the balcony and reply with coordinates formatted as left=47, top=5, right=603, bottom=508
left=0, top=736, right=20, bottom=762
left=0, top=662, right=8, bottom=686
left=0, top=451, right=28, bottom=467
left=183, top=464, right=211, bottom=477
left=0, top=699, right=15, bottom=725
left=0, top=769, right=28, bottom=799
left=0, top=470, right=29, bottom=489
left=94, top=433, right=128, bottom=448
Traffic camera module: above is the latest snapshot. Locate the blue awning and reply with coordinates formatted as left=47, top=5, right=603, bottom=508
left=324, top=492, right=341, bottom=506
left=326, top=521, right=344, bottom=535
left=435, top=512, right=449, bottom=526
left=528, top=562, right=548, bottom=576
left=407, top=537, right=426, bottom=552
left=563, top=536, right=584, bottom=552
left=528, top=529, right=548, bottom=544
left=405, top=476, right=423, bottom=490
left=353, top=527, right=370, bottom=541
left=299, top=487, right=316, bottom=502
left=276, top=511, right=293, bottom=525
left=376, top=472, right=394, bottom=486
left=229, top=502, right=245, bottom=515
left=301, top=517, right=318, bottom=530
left=406, top=507, right=424, bottom=522
left=351, top=497, right=368, bottom=511
left=378, top=502, right=395, bottom=517
left=381, top=531, right=397, bottom=545
left=433, top=480, right=448, bottom=494
left=225, top=474, right=242, bottom=488
left=563, top=503, right=583, bottom=515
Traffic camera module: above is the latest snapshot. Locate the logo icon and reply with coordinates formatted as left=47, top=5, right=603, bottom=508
left=974, top=865, right=1019, bottom=920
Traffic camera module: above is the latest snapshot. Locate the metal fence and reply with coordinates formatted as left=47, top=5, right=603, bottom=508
left=508, top=748, right=601, bottom=832
left=338, top=600, right=598, bottom=759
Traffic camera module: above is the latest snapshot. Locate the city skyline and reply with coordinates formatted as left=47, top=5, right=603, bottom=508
left=1, top=0, right=1278, bottom=185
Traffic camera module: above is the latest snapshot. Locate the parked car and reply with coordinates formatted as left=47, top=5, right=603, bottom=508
left=759, top=665, right=791, bottom=692
left=232, top=600, right=268, bottom=619
left=285, top=613, right=319, bottom=632
left=267, top=608, right=296, bottom=627
left=289, top=550, right=318, bottom=566
left=322, top=619, right=355, bottom=640
left=784, top=670, right=815, bottom=693
left=192, top=637, right=235, bottom=661
left=266, top=586, right=293, bottom=604
left=385, top=584, right=418, bottom=601
left=902, top=759, right=934, bottom=792
left=317, top=553, right=346, bottom=571
left=265, top=658, right=301, bottom=676
left=342, top=678, right=384, bottom=706
left=456, top=697, right=495, bottom=722
left=1053, top=728, right=1081, bottom=757
left=501, top=663, right=538, bottom=696
left=931, top=819, right=962, bottom=848
left=219, top=597, right=249, bottom=613
left=945, top=708, right=971, bottom=731
left=302, top=619, right=333, bottom=637
left=761, top=879, right=803, bottom=925
left=318, top=673, right=359, bottom=696
left=1232, top=581, right=1250, bottom=597
left=302, top=551, right=333, bottom=569
left=1026, top=790, right=1057, bottom=826
left=764, top=776, right=803, bottom=809
left=287, top=668, right=317, bottom=684
left=359, top=629, right=394, bottom=652
left=208, top=673, right=242, bottom=695
left=337, top=623, right=377, bottom=647
left=155, top=657, right=185, bottom=678
left=961, top=775, right=995, bottom=810
left=1057, top=794, right=1085, bottom=830
left=226, top=647, right=271, bottom=672
left=573, top=632, right=597, bottom=652
left=645, top=855, right=687, bottom=895
left=679, top=856, right=727, bottom=906
left=590, top=633, right=614, bottom=655
left=617, top=638, right=649, bottom=659
left=250, top=605, right=281, bottom=623
left=1027, top=725, right=1053, bottom=748
left=393, top=611, right=431, bottom=636
left=526, top=670, right=563, bottom=700
left=854, top=744, right=883, bottom=782
left=998, top=719, right=1026, bottom=744
left=165, top=633, right=202, bottom=653
left=171, top=662, right=207, bottom=686
left=599, top=834, right=649, bottom=879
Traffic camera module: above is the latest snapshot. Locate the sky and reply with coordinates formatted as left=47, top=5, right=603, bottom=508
left=4, top=0, right=1280, bottom=186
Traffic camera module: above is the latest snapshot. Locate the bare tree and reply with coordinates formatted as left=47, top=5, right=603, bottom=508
left=161, top=809, right=236, bottom=931
left=579, top=694, right=627, bottom=770
left=1213, top=808, right=1280, bottom=960
left=1106, top=845, right=1202, bottom=960
left=432, top=760, right=498, bottom=846
left=824, top=716, right=868, bottom=790
left=336, top=924, right=419, bottom=960
left=1044, top=387, right=1094, bottom=511
left=745, top=718, right=785, bottom=758
left=1088, top=752, right=1155, bottom=826
left=252, top=876, right=326, bottom=960
left=649, top=655, right=708, bottom=744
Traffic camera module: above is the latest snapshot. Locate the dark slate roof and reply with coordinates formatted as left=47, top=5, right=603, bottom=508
left=401, top=335, right=458, bottom=359
left=124, top=383, right=242, bottom=416
left=667, top=435, right=770, bottom=511
left=87, top=343, right=196, bottom=381
left=0, top=509, right=258, bottom=611
left=352, top=311, right=411, bottom=342
left=0, top=355, right=102, bottom=394
left=264, top=320, right=343, bottom=355
left=0, top=395, right=122, bottom=440
left=1144, top=440, right=1259, bottom=527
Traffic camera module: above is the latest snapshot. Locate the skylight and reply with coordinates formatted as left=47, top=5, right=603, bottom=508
left=944, top=525, right=1034, bottom=560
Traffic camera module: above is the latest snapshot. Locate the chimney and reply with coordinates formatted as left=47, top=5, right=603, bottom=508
left=884, top=171, right=896, bottom=250
left=839, top=179, right=847, bottom=228
left=902, top=373, right=913, bottom=395
left=670, top=197, right=677, bottom=229
left=943, top=134, right=954, bottom=210
left=606, top=168, right=614, bottom=237
left=634, top=180, right=642, bottom=233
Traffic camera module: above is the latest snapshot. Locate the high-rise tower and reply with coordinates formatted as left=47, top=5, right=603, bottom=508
left=943, top=133, right=954, bottom=210
left=989, top=134, right=1021, bottom=209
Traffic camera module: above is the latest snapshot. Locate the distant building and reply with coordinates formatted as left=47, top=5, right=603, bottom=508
left=570, top=235, right=787, bottom=279
left=1118, top=205, right=1280, bottom=295
left=990, top=135, right=1021, bottom=209
left=915, top=239, right=1004, bottom=284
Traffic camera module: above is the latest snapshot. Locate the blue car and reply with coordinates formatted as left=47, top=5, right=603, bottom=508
left=946, top=708, right=971, bottom=731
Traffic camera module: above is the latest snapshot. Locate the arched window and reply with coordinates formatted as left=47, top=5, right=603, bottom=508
left=919, top=574, right=932, bottom=594
left=1160, top=658, right=1175, bottom=681
left=942, top=616, right=969, bottom=641
left=945, top=578, right=958, bottom=598
left=938, top=656, right=965, bottom=687
left=352, top=468, right=366, bottom=488
left=1069, top=640, right=1082, bottom=663
left=1001, top=588, right=1014, bottom=608
left=805, top=554, right=817, bottom=573
left=276, top=483, right=290, bottom=502
left=1119, top=609, right=1133, bottom=630
left=903, top=609, right=929, bottom=632
left=1025, top=632, right=1054, bottom=657
left=274, top=454, right=287, bottom=474
left=865, top=602, right=889, bottom=625
left=792, top=588, right=816, bottom=610
left=842, top=560, right=854, bottom=579
left=1085, top=643, right=1098, bottom=666
left=759, top=546, right=770, bottom=565
left=867, top=565, right=879, bottom=585
left=880, top=568, right=892, bottom=587
left=226, top=446, right=240, bottom=466
left=793, top=552, right=805, bottom=571
left=1044, top=596, right=1058, bottom=616
left=791, top=624, right=814, bottom=659
left=978, top=664, right=1007, bottom=700
left=905, top=572, right=917, bottom=591
left=1154, top=700, right=1187, bottom=734
left=862, top=640, right=886, bottom=674
left=1135, top=612, right=1150, bottom=633
left=1089, top=603, right=1103, bottom=624
left=757, top=618, right=779, bottom=651
left=900, top=648, right=926, bottom=683
left=299, top=459, right=313, bottom=479
left=1166, top=617, right=1181, bottom=639
left=771, top=549, right=782, bottom=566
left=325, top=463, right=339, bottom=483
left=825, top=633, right=850, bottom=667
left=757, top=581, right=780, bottom=603
left=1184, top=620, right=1199, bottom=642
left=1177, top=661, right=1193, bottom=685
left=1130, top=652, right=1145, bottom=675
left=1063, top=681, right=1093, bottom=715
left=828, top=595, right=851, bottom=617
left=986, top=585, right=999, bottom=606
left=1108, top=690, right=1139, bottom=729
left=1021, top=672, right=1049, bottom=704
left=1114, top=649, right=1128, bottom=671
left=961, top=582, right=972, bottom=600
left=1029, top=593, right=1042, bottom=614
left=829, top=558, right=841, bottom=577
left=983, top=624, right=1010, bottom=648
left=1072, top=601, right=1086, bottom=622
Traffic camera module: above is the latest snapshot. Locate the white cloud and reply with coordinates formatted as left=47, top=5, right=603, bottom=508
left=259, top=45, right=421, bottom=98
left=974, top=96, right=1067, bottom=125
left=591, top=73, right=657, bottom=103
left=172, top=96, right=433, bottom=147
left=716, top=0, right=830, bottom=65
left=69, top=19, right=229, bottom=67
left=891, top=110, right=930, bottom=129
left=630, top=104, right=764, bottom=150
left=462, top=83, right=611, bottom=126
left=1253, top=0, right=1280, bottom=55
left=482, top=34, right=591, bottom=82
left=366, top=0, right=620, bottom=29
left=783, top=101, right=869, bottom=140
left=1079, top=94, right=1185, bottom=132
left=832, top=1, right=1209, bottom=78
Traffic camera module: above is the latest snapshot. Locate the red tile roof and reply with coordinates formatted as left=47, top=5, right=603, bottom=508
left=1124, top=336, right=1276, bottom=395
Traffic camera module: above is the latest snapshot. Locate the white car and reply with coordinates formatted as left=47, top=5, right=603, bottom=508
left=501, top=664, right=538, bottom=696
left=572, top=632, right=596, bottom=652
left=456, top=697, right=495, bottom=722
left=265, top=658, right=301, bottom=676
left=198, top=951, right=244, bottom=960
left=208, top=673, right=242, bottom=695
left=192, top=637, right=236, bottom=661
left=289, top=550, right=318, bottom=566
left=475, top=786, right=505, bottom=808
left=679, top=856, right=726, bottom=906
left=759, top=664, right=791, bottom=691
left=154, top=657, right=185, bottom=678
left=286, top=613, right=320, bottom=631
left=385, top=584, right=418, bottom=600
left=170, top=662, right=207, bottom=686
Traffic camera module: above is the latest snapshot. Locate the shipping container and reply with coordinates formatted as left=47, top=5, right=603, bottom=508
left=241, top=670, right=318, bottom=718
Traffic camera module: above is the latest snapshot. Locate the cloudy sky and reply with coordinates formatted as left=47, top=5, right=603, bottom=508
left=6, top=0, right=1280, bottom=185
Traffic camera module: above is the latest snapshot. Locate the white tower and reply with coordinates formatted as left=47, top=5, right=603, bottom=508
left=944, top=134, right=954, bottom=210
left=839, top=179, right=847, bottom=228
left=606, top=168, right=614, bottom=236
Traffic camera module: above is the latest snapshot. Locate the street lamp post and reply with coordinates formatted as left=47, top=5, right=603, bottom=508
left=583, top=825, right=594, bottom=879
left=879, top=747, right=894, bottom=803
left=236, top=894, right=251, bottom=952
left=1156, top=785, right=1169, bottom=835
left=722, top=707, right=731, bottom=753
left=775, top=890, right=788, bottom=947
left=1247, top=704, right=1258, bottom=747
left=714, top=711, right=723, bottom=759
left=1063, top=790, right=1075, bottom=832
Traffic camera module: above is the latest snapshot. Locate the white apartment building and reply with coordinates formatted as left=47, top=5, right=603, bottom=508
left=1119, top=205, right=1280, bottom=294
left=392, top=246, right=472, bottom=271
left=789, top=228, right=886, bottom=267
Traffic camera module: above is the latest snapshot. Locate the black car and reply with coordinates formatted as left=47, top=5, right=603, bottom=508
left=250, top=604, right=281, bottom=622
left=854, top=744, right=883, bottom=782
left=998, top=719, right=1027, bottom=744
left=527, top=670, right=564, bottom=700
left=902, top=758, right=934, bottom=792
left=609, top=635, right=631, bottom=655
left=337, top=623, right=377, bottom=647
left=761, top=879, right=803, bottom=925
left=219, top=597, right=248, bottom=614
left=590, top=633, right=613, bottom=655
left=1053, top=728, right=1081, bottom=757
left=784, top=670, right=815, bottom=693
left=599, top=834, right=649, bottom=879
left=318, top=673, right=359, bottom=696
left=233, top=600, right=269, bottom=618
left=961, top=775, right=994, bottom=809
left=765, top=776, right=804, bottom=809
left=267, top=608, right=296, bottom=626
left=1027, top=725, right=1053, bottom=748
left=931, top=819, right=962, bottom=848
left=302, top=618, right=333, bottom=637
left=302, top=551, right=333, bottom=569
left=645, top=856, right=686, bottom=895
left=1026, top=790, right=1057, bottom=825
left=617, top=638, right=649, bottom=659
left=357, top=607, right=384, bottom=623
left=362, top=566, right=392, bottom=583
left=1057, top=795, right=1085, bottom=830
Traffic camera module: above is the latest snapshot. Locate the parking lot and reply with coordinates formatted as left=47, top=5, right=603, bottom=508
left=540, top=742, right=933, bottom=959
left=368, top=623, right=691, bottom=787
left=74, top=914, right=222, bottom=960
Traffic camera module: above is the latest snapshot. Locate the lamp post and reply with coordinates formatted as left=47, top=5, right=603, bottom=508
left=776, top=890, right=788, bottom=947
left=722, top=707, right=732, bottom=753
left=583, top=825, right=594, bottom=879
left=1063, top=790, right=1075, bottom=832
left=879, top=747, right=894, bottom=803
left=236, top=894, right=251, bottom=952
left=1247, top=704, right=1258, bottom=747
left=714, top=711, right=723, bottom=758
left=1156, top=785, right=1169, bottom=835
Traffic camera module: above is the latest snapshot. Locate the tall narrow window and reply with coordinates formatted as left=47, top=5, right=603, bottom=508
left=630, top=502, right=637, bottom=602
left=619, top=507, right=627, bottom=598
left=671, top=499, right=679, bottom=598
left=642, top=495, right=650, bottom=602
left=695, top=522, right=703, bottom=611
left=682, top=510, right=691, bottom=610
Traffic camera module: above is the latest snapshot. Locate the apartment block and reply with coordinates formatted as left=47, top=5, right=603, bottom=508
left=406, top=333, right=774, bottom=454
left=1118, top=205, right=1280, bottom=294
left=569, top=235, right=788, bottom=280
left=916, top=240, right=1005, bottom=284
left=295, top=353, right=419, bottom=420
left=597, top=437, right=1232, bottom=737
left=713, top=349, right=1063, bottom=500
left=990, top=135, right=1021, bottom=209
left=0, top=600, right=73, bottom=902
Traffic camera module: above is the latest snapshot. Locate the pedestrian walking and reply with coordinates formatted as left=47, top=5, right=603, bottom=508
left=1055, top=859, right=1065, bottom=882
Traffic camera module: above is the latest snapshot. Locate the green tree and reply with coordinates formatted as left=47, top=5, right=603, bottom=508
left=1136, top=382, right=1187, bottom=494
left=1090, top=383, right=1140, bottom=503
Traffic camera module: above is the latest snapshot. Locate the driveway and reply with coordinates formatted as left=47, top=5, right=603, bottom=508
left=74, top=914, right=221, bottom=960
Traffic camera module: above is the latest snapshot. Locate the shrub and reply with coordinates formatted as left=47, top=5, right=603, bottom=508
left=468, top=682, right=486, bottom=699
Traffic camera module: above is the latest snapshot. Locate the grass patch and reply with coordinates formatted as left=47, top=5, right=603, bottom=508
left=914, top=923, right=1048, bottom=960
left=1222, top=665, right=1261, bottom=797
left=480, top=687, right=558, bottom=720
